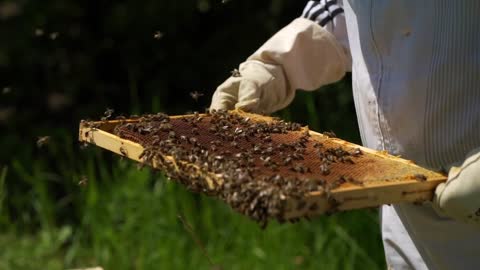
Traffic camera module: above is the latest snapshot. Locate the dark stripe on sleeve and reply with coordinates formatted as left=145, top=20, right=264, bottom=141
left=302, top=0, right=344, bottom=27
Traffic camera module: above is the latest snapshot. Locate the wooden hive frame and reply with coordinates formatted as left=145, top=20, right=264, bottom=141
left=78, top=111, right=447, bottom=220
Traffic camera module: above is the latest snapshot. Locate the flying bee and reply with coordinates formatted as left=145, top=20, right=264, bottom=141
left=34, top=28, right=44, bottom=36
left=153, top=31, right=164, bottom=40
left=101, top=108, right=114, bottom=121
left=78, top=175, right=88, bottom=186
left=2, top=87, right=11, bottom=94
left=36, top=136, right=50, bottom=148
left=189, top=91, right=204, bottom=102
left=80, top=142, right=89, bottom=150
left=49, top=32, right=59, bottom=40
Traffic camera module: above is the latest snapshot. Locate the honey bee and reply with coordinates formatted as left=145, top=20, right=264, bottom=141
left=230, top=68, right=241, bottom=77
left=34, top=28, right=44, bottom=37
left=341, top=156, right=355, bottom=164
left=36, top=136, right=50, bottom=148
left=313, top=142, right=323, bottom=148
left=413, top=174, right=427, bottom=182
left=2, top=87, right=11, bottom=94
left=153, top=31, right=164, bottom=40
left=119, top=146, right=128, bottom=157
left=282, top=156, right=293, bottom=166
left=352, top=148, right=363, bottom=156
left=101, top=108, right=114, bottom=121
left=49, top=32, right=59, bottom=40
left=189, top=91, right=204, bottom=101
left=345, top=176, right=364, bottom=186
left=291, top=164, right=309, bottom=174
left=323, top=131, right=337, bottom=138
left=79, top=142, right=89, bottom=150
left=188, top=137, right=198, bottom=145
left=78, top=175, right=88, bottom=186
left=320, top=163, right=330, bottom=175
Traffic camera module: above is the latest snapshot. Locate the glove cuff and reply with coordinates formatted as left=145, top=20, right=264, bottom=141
left=238, top=60, right=293, bottom=114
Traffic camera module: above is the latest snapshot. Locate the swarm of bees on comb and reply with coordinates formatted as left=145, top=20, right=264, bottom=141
left=100, top=109, right=373, bottom=227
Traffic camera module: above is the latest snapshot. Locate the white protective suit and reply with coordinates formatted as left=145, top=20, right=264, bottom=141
left=211, top=1, right=480, bottom=269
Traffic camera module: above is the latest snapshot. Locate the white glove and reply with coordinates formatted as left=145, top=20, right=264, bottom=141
left=210, top=18, right=350, bottom=114
left=433, top=147, right=480, bottom=227
left=210, top=60, right=291, bottom=114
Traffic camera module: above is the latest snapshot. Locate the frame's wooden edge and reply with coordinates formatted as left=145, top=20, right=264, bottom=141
left=283, top=177, right=445, bottom=219
left=78, top=110, right=274, bottom=132
left=79, top=125, right=222, bottom=189
left=79, top=125, right=144, bottom=162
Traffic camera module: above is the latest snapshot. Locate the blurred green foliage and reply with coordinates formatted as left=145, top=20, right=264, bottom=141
left=0, top=0, right=384, bottom=269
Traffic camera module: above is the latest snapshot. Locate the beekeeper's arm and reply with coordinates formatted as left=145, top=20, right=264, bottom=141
left=210, top=0, right=351, bottom=114
left=434, top=147, right=480, bottom=228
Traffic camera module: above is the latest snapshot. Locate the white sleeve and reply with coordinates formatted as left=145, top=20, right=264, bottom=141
left=247, top=1, right=351, bottom=92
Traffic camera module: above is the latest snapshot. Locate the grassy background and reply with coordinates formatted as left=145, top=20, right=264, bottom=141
left=0, top=0, right=386, bottom=269
left=0, top=87, right=386, bottom=270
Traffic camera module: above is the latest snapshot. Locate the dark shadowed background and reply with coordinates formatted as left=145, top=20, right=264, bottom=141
left=0, top=0, right=383, bottom=269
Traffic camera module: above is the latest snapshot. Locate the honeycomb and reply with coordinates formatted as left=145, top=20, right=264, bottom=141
left=109, top=110, right=403, bottom=226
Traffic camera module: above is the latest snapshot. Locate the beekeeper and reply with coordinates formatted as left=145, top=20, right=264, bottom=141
left=210, top=1, right=480, bottom=269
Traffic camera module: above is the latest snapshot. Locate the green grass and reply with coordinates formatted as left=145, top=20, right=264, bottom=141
left=0, top=88, right=386, bottom=270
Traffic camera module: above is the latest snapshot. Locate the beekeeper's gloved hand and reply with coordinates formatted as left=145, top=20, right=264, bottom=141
left=210, top=18, right=350, bottom=114
left=210, top=60, right=289, bottom=114
left=433, top=147, right=480, bottom=228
